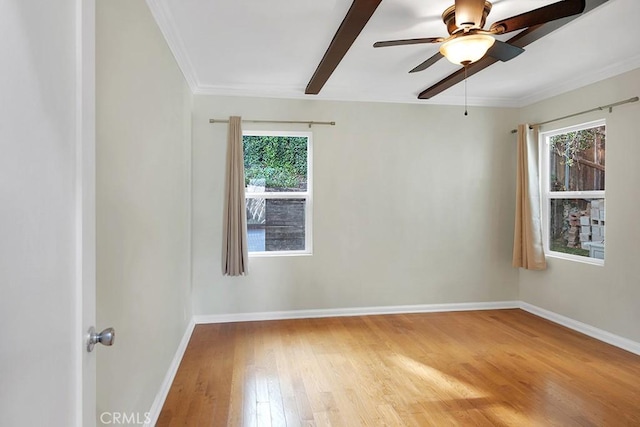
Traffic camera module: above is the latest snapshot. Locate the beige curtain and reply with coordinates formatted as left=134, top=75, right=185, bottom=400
left=512, top=124, right=547, bottom=270
left=222, top=116, right=249, bottom=276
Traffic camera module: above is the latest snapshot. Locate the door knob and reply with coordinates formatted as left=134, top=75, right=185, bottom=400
left=87, top=326, right=115, bottom=352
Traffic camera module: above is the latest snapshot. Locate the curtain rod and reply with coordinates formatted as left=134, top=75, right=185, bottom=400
left=510, top=96, right=639, bottom=134
left=209, top=118, right=335, bottom=128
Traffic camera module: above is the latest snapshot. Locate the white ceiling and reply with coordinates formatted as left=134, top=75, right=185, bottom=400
left=148, top=0, right=640, bottom=107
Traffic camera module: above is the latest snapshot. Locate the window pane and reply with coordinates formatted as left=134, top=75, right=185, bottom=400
left=243, top=135, right=308, bottom=192
left=246, top=198, right=306, bottom=252
left=549, top=125, right=605, bottom=192
left=549, top=198, right=605, bottom=259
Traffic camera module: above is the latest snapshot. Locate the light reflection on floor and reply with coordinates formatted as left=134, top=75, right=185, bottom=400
left=390, top=353, right=533, bottom=425
left=391, top=354, right=485, bottom=399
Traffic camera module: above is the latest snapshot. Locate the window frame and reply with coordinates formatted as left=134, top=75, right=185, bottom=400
left=539, top=119, right=606, bottom=265
left=243, top=130, right=313, bottom=257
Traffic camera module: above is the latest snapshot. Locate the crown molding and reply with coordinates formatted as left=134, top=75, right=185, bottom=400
left=145, top=0, right=199, bottom=92
left=192, top=83, right=521, bottom=108
left=517, top=54, right=640, bottom=107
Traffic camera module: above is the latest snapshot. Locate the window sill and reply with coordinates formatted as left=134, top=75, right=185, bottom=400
left=248, top=251, right=312, bottom=258
left=545, top=251, right=604, bottom=266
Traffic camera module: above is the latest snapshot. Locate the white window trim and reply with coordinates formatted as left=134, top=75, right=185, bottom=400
left=243, top=130, right=313, bottom=256
left=539, top=119, right=606, bottom=266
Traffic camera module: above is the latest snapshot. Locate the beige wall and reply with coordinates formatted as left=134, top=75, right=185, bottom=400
left=191, top=96, right=520, bottom=315
left=96, top=0, right=192, bottom=422
left=518, top=68, right=640, bottom=342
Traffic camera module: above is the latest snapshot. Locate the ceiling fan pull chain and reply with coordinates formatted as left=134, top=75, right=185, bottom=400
left=464, top=65, right=468, bottom=116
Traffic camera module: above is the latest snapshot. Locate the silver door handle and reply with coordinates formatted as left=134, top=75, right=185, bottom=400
left=87, top=326, right=115, bottom=352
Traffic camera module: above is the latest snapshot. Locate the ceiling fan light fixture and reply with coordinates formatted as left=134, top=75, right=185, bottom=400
left=439, top=34, right=495, bottom=65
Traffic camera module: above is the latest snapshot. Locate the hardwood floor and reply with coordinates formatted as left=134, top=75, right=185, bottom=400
left=157, top=309, right=640, bottom=426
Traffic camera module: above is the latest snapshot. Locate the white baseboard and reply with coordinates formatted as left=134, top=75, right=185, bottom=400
left=148, top=300, right=639, bottom=423
left=519, top=302, right=640, bottom=356
left=193, top=301, right=521, bottom=324
left=145, top=318, right=196, bottom=427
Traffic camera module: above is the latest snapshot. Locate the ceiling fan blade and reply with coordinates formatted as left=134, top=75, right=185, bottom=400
left=418, top=0, right=607, bottom=100
left=409, top=52, right=444, bottom=73
left=490, top=0, right=586, bottom=34
left=485, top=40, right=525, bottom=62
left=373, top=37, right=443, bottom=48
left=305, top=0, right=382, bottom=95
left=455, top=0, right=486, bottom=28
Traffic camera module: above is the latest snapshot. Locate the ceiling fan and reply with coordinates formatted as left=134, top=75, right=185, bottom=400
left=305, top=0, right=605, bottom=99
left=374, top=0, right=586, bottom=71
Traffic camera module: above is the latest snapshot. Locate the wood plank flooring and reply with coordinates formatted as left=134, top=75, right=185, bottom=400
left=157, top=309, right=640, bottom=426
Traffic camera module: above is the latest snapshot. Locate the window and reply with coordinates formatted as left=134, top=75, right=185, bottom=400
left=540, top=120, right=606, bottom=264
left=243, top=131, right=312, bottom=255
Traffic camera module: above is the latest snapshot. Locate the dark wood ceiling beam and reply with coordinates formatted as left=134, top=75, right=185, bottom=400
left=417, top=0, right=609, bottom=100
left=305, top=0, right=382, bottom=95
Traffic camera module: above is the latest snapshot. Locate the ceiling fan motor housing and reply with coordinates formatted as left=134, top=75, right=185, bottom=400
left=442, top=1, right=493, bottom=34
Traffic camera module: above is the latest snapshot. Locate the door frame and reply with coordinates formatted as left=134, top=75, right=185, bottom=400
left=75, top=0, right=97, bottom=425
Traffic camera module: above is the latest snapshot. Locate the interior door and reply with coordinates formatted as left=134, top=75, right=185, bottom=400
left=0, top=0, right=96, bottom=425
left=79, top=0, right=98, bottom=425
